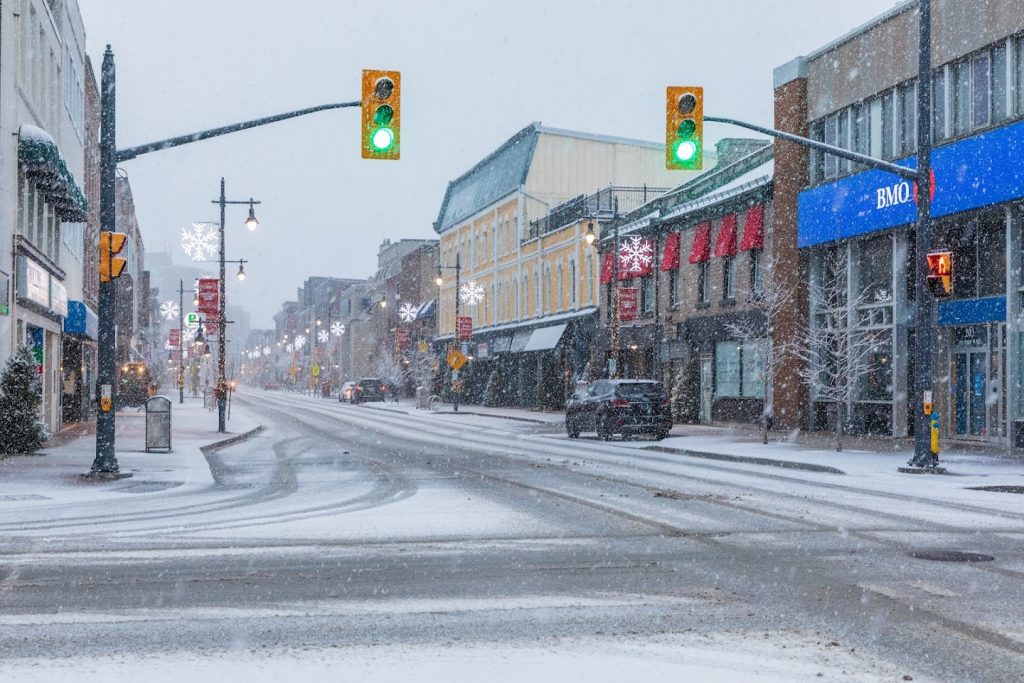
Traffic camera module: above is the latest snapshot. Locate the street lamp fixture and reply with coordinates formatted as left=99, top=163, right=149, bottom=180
left=435, top=272, right=444, bottom=286
left=236, top=261, right=247, bottom=281
left=244, top=199, right=259, bottom=231
left=584, top=221, right=596, bottom=246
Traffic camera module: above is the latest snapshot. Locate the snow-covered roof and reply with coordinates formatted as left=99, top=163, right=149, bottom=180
left=435, top=306, right=596, bottom=341
left=656, top=159, right=773, bottom=226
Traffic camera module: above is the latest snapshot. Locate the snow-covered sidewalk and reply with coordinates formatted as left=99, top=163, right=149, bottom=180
left=0, top=396, right=261, bottom=507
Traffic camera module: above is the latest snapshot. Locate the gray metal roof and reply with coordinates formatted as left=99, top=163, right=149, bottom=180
left=433, top=123, right=540, bottom=234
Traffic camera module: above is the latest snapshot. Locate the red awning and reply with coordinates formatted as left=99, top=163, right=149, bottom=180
left=714, top=214, right=738, bottom=258
left=599, top=251, right=614, bottom=284
left=688, top=222, right=711, bottom=263
left=739, top=205, right=765, bottom=251
left=660, top=232, right=681, bottom=271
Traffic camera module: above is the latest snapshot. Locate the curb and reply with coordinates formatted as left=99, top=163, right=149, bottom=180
left=643, top=444, right=846, bottom=475
left=200, top=425, right=265, bottom=455
left=431, top=410, right=553, bottom=424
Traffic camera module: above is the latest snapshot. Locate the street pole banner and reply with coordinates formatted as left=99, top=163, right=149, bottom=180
left=168, top=329, right=181, bottom=347
left=396, top=328, right=410, bottom=350
left=457, top=316, right=473, bottom=341
left=205, top=320, right=218, bottom=336
left=618, top=287, right=639, bottom=321
left=197, top=278, right=219, bottom=316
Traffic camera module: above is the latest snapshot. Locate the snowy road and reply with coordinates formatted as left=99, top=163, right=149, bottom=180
left=1, top=389, right=1022, bottom=681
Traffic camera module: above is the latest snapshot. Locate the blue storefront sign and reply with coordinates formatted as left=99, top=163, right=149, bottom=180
left=798, top=118, right=1024, bottom=247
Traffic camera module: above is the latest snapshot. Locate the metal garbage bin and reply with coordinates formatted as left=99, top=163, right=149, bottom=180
left=145, top=396, right=172, bottom=452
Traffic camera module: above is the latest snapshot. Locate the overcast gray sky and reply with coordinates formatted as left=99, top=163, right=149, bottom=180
left=78, top=0, right=899, bottom=328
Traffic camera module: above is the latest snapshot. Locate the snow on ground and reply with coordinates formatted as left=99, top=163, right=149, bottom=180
left=0, top=630, right=930, bottom=682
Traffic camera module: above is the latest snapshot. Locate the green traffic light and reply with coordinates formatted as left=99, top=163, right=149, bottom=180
left=374, top=105, right=394, bottom=126
left=371, top=127, right=395, bottom=151
left=674, top=140, right=698, bottom=162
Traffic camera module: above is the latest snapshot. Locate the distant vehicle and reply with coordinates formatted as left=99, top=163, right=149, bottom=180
left=352, top=377, right=385, bottom=404
left=262, top=381, right=280, bottom=391
left=117, top=362, right=154, bottom=410
left=565, top=379, right=671, bottom=441
left=339, top=381, right=356, bottom=403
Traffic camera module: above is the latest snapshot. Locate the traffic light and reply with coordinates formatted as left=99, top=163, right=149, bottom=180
left=361, top=69, right=401, bottom=160
left=666, top=86, right=703, bottom=171
left=99, top=231, right=128, bottom=283
left=926, top=250, right=953, bottom=297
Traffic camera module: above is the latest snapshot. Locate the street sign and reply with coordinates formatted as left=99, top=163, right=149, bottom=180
left=457, top=315, right=473, bottom=341
left=168, top=329, right=181, bottom=347
left=311, top=364, right=321, bottom=378
left=197, top=278, right=219, bottom=316
left=447, top=349, right=467, bottom=371
left=396, top=328, right=410, bottom=350
left=186, top=312, right=200, bottom=326
left=417, top=340, right=429, bottom=353
left=618, top=287, right=639, bottom=321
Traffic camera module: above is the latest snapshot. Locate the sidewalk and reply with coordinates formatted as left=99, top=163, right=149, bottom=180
left=0, top=395, right=261, bottom=506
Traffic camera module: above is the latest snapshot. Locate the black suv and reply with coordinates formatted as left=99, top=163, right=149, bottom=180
left=352, top=377, right=386, bottom=404
left=565, top=379, right=671, bottom=440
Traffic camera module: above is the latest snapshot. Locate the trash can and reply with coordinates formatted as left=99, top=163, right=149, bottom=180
left=145, top=396, right=172, bottom=452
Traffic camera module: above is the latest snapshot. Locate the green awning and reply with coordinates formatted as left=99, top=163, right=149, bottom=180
left=18, top=124, right=88, bottom=223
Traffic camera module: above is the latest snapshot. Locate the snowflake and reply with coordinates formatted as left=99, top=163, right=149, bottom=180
left=618, top=235, right=654, bottom=274
left=181, top=223, right=218, bottom=262
left=263, top=346, right=271, bottom=356
left=330, top=321, right=345, bottom=337
left=285, top=343, right=293, bottom=353
left=160, top=301, right=180, bottom=321
left=294, top=334, right=306, bottom=350
left=459, top=280, right=485, bottom=306
left=398, top=302, right=418, bottom=323
left=317, top=329, right=330, bottom=344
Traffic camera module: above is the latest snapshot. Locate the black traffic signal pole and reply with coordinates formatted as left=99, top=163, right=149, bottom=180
left=704, top=1, right=936, bottom=469
left=90, top=45, right=361, bottom=474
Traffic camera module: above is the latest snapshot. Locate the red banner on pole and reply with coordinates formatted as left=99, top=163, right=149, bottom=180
left=204, top=320, right=218, bottom=336
left=168, top=329, right=181, bottom=347
left=197, top=278, right=219, bottom=316
left=457, top=316, right=473, bottom=341
left=396, top=328, right=410, bottom=350
left=618, top=287, right=638, bottom=322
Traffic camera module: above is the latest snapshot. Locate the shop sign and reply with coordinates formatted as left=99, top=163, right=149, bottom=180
left=18, top=256, right=50, bottom=308
left=396, top=328, right=410, bottom=350
left=197, top=278, right=219, bottom=316
left=0, top=274, right=9, bottom=315
left=618, top=287, right=638, bottom=322
left=204, top=320, right=218, bottom=336
left=168, top=329, right=181, bottom=348
left=50, top=279, right=67, bottom=318
left=476, top=342, right=489, bottom=359
left=798, top=117, right=1024, bottom=248
left=457, top=316, right=473, bottom=341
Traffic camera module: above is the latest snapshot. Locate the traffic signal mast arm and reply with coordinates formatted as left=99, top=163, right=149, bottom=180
left=703, top=115, right=918, bottom=180
left=115, top=101, right=361, bottom=163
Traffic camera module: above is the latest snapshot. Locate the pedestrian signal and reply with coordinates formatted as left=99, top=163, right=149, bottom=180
left=926, top=251, right=952, bottom=297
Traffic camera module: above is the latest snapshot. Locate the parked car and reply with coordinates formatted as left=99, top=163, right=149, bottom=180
left=339, top=381, right=356, bottom=403
left=565, top=379, right=671, bottom=441
left=352, top=377, right=386, bottom=404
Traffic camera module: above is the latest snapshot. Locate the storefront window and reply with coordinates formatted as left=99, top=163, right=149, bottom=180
left=858, top=329, right=893, bottom=401
left=742, top=344, right=765, bottom=398
left=857, top=235, right=892, bottom=302
left=945, top=209, right=1005, bottom=299
left=722, top=256, right=735, bottom=300
left=715, top=341, right=741, bottom=397
left=972, top=52, right=991, bottom=129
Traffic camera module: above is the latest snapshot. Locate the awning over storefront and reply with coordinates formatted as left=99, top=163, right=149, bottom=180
left=19, top=125, right=88, bottom=223
left=416, top=299, right=436, bottom=319
left=739, top=205, right=765, bottom=251
left=660, top=232, right=680, bottom=270
left=713, top=214, right=738, bottom=257
left=64, top=300, right=98, bottom=339
left=509, top=328, right=533, bottom=353
left=523, top=323, right=567, bottom=352
left=688, top=222, right=711, bottom=263
left=489, top=335, right=512, bottom=353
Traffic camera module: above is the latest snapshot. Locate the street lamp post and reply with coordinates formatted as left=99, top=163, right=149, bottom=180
left=212, top=179, right=260, bottom=433
left=177, top=280, right=186, bottom=404
left=437, top=252, right=462, bottom=411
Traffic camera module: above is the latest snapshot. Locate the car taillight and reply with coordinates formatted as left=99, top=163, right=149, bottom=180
left=610, top=398, right=630, bottom=408
left=381, top=384, right=387, bottom=391
left=661, top=398, right=671, bottom=407
left=356, top=386, right=363, bottom=392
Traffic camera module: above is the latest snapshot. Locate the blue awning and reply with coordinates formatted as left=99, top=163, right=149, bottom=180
left=416, top=299, right=436, bottom=319
left=64, top=300, right=98, bottom=339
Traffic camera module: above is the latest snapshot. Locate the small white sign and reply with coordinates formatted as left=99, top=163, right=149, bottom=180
left=24, top=258, right=49, bottom=308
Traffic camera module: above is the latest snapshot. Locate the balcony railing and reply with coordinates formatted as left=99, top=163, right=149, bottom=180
left=528, top=186, right=669, bottom=239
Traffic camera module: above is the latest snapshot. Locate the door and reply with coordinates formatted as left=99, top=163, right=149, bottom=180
left=954, top=349, right=987, bottom=437
left=699, top=355, right=713, bottom=424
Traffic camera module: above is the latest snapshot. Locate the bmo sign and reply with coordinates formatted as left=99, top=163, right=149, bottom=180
left=798, top=117, right=1024, bottom=248
left=876, top=180, right=913, bottom=209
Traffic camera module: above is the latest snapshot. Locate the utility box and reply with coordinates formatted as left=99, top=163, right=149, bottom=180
left=145, top=396, right=172, bottom=452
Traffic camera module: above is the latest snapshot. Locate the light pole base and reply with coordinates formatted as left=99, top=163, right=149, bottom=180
left=80, top=471, right=134, bottom=482
left=897, top=466, right=948, bottom=475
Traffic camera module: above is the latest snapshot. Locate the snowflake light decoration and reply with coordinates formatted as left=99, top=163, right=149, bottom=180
left=330, top=321, right=345, bottom=337
left=618, top=235, right=654, bottom=274
left=294, top=334, right=307, bottom=350
left=181, top=223, right=218, bottom=262
left=286, top=343, right=293, bottom=353
left=263, top=346, right=271, bottom=356
left=398, top=302, right=418, bottom=323
left=160, top=301, right=180, bottom=321
left=459, top=280, right=485, bottom=306
left=317, top=329, right=330, bottom=344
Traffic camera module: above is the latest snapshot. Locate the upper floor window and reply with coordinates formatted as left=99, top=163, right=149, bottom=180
left=722, top=256, right=736, bottom=301
left=697, top=261, right=710, bottom=305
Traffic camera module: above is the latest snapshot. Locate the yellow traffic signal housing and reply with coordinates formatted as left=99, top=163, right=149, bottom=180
left=926, top=250, right=952, bottom=297
left=99, top=231, right=128, bottom=283
left=361, top=69, right=401, bottom=160
left=666, top=86, right=703, bottom=171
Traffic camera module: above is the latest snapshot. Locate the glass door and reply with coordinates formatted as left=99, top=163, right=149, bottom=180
left=954, top=349, right=988, bottom=437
